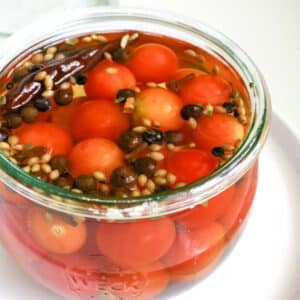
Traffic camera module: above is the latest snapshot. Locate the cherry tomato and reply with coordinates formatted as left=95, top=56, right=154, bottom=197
left=27, top=207, right=87, bottom=254
left=71, top=100, right=129, bottom=141
left=194, top=113, right=244, bottom=151
left=51, top=97, right=86, bottom=133
left=173, top=185, right=236, bottom=229
left=173, top=68, right=205, bottom=80
left=96, top=217, right=176, bottom=268
left=98, top=258, right=169, bottom=300
left=69, top=138, right=124, bottom=178
left=127, top=43, right=178, bottom=82
left=180, top=75, right=232, bottom=105
left=17, top=122, right=73, bottom=156
left=84, top=60, right=136, bottom=100
left=0, top=182, right=31, bottom=206
left=162, top=223, right=225, bottom=277
left=166, top=149, right=218, bottom=184
left=134, top=88, right=183, bottom=131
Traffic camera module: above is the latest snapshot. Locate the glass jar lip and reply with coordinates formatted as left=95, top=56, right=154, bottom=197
left=0, top=7, right=271, bottom=219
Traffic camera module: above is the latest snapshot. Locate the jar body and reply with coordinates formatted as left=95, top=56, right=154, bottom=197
left=0, top=162, right=258, bottom=299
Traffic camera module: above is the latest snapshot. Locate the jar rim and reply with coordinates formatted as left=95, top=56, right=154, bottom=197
left=0, top=7, right=271, bottom=219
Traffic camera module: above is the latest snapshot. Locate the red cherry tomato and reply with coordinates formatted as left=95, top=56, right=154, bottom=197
left=27, top=207, right=87, bottom=254
left=166, top=149, right=218, bottom=184
left=69, top=138, right=124, bottom=178
left=173, top=185, right=236, bottom=229
left=84, top=60, right=136, bottom=100
left=17, top=122, right=73, bottom=155
left=194, top=113, right=244, bottom=151
left=162, top=223, right=225, bottom=277
left=0, top=182, right=31, bottom=206
left=180, top=75, right=232, bottom=105
left=98, top=258, right=169, bottom=300
left=134, top=88, right=184, bottom=131
left=96, top=217, right=176, bottom=268
left=127, top=43, right=178, bottom=82
left=71, top=100, right=129, bottom=141
left=173, top=68, right=206, bottom=80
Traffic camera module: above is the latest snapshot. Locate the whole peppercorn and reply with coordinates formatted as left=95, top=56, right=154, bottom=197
left=164, top=131, right=184, bottom=145
left=54, top=89, right=73, bottom=105
left=75, top=74, right=87, bottom=85
left=75, top=175, right=96, bottom=192
left=142, top=129, right=164, bottom=145
left=117, top=131, right=143, bottom=152
left=115, top=88, right=136, bottom=103
left=29, top=64, right=44, bottom=73
left=4, top=113, right=22, bottom=129
left=50, top=155, right=69, bottom=174
left=111, top=48, right=131, bottom=63
left=222, top=102, right=235, bottom=113
left=110, top=167, right=137, bottom=189
left=180, top=104, right=203, bottom=120
left=211, top=146, right=225, bottom=157
left=34, top=97, right=51, bottom=112
left=134, top=157, right=157, bottom=177
left=20, top=106, right=39, bottom=123
left=55, top=176, right=73, bottom=188
left=6, top=82, right=14, bottom=90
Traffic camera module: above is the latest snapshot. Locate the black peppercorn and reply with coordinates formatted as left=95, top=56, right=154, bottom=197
left=6, top=82, right=14, bottom=90
left=134, top=157, right=157, bottom=177
left=180, top=104, right=203, bottom=120
left=142, top=129, right=164, bottom=145
left=110, top=167, right=137, bottom=189
left=115, top=88, right=136, bottom=103
left=29, top=64, right=44, bottom=73
left=75, top=74, right=87, bottom=85
left=54, top=90, right=73, bottom=105
left=118, top=131, right=143, bottom=152
left=34, top=97, right=51, bottom=112
left=223, top=102, right=235, bottom=113
left=111, top=48, right=131, bottom=63
left=55, top=176, right=73, bottom=188
left=4, top=113, right=22, bottom=129
left=20, top=106, right=39, bottom=123
left=50, top=155, right=69, bottom=174
left=212, top=146, right=225, bottom=157
left=75, top=175, right=96, bottom=192
left=164, top=131, right=184, bottom=145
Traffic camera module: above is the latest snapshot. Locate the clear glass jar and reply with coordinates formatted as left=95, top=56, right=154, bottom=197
left=0, top=7, right=270, bottom=300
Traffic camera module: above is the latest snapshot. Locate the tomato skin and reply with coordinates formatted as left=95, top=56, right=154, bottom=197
left=17, top=122, right=73, bottom=156
left=98, top=258, right=169, bottom=300
left=166, top=149, right=218, bottom=184
left=27, top=207, right=87, bottom=255
left=162, top=223, right=225, bottom=277
left=84, top=60, right=136, bottom=100
left=194, top=113, right=244, bottom=151
left=134, top=88, right=184, bottom=131
left=173, top=68, right=206, bottom=80
left=127, top=43, right=178, bottom=82
left=69, top=138, right=124, bottom=178
left=96, top=217, right=176, bottom=268
left=173, top=185, right=236, bottom=229
left=180, top=75, right=232, bottom=105
left=71, top=100, right=129, bottom=141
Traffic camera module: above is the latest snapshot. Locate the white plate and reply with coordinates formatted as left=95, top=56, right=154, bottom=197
left=0, top=112, right=299, bottom=300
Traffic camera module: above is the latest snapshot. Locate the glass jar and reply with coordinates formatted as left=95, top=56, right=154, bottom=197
left=0, top=7, right=270, bottom=300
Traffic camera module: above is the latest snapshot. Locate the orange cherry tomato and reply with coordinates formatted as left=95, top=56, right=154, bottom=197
left=96, top=217, right=176, bottom=268
left=27, top=207, right=87, bottom=254
left=84, top=60, right=136, bottom=100
left=17, top=122, right=73, bottom=156
left=173, top=67, right=206, bottom=80
left=127, top=43, right=178, bottom=83
left=194, top=113, right=244, bottom=151
left=98, top=258, right=170, bottom=300
left=71, top=100, right=129, bottom=141
left=162, top=223, right=225, bottom=277
left=69, top=138, right=124, bottom=178
left=166, top=149, right=218, bottom=184
left=0, top=182, right=31, bottom=206
left=51, top=97, right=86, bottom=133
left=173, top=185, right=236, bottom=229
left=134, top=88, right=184, bottom=131
left=180, top=75, right=232, bottom=105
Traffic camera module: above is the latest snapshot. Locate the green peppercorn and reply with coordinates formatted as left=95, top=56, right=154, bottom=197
left=134, top=157, right=157, bottom=177
left=20, top=106, right=39, bottom=123
left=50, top=155, right=69, bottom=173
left=4, top=113, right=22, bottom=129
left=75, top=175, right=97, bottom=192
left=164, top=131, right=184, bottom=145
left=110, top=167, right=137, bottom=189
left=118, top=131, right=143, bottom=152
left=54, top=89, right=73, bottom=105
